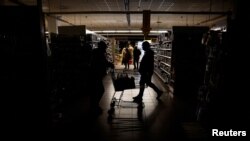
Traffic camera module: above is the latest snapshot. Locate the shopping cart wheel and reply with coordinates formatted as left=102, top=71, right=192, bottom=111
left=110, top=101, right=116, bottom=108
left=108, top=108, right=115, bottom=115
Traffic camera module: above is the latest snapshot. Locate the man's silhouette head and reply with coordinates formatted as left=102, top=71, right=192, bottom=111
left=142, top=41, right=150, bottom=51
left=98, top=41, right=107, bottom=52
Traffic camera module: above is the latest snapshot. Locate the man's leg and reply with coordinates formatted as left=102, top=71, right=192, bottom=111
left=133, top=59, right=136, bottom=69
left=146, top=76, right=163, bottom=100
left=133, top=75, right=146, bottom=102
left=90, top=79, right=104, bottom=115
left=135, top=60, right=138, bottom=69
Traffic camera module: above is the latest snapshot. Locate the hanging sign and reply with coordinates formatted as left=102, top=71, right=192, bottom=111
left=142, top=10, right=151, bottom=37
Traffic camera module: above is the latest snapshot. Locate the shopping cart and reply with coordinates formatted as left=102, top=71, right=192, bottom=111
left=109, top=69, right=137, bottom=108
left=108, top=69, right=144, bottom=123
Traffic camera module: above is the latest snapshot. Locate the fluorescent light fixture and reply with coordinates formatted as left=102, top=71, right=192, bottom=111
left=129, top=30, right=142, bottom=33
left=100, top=30, right=116, bottom=33
left=93, top=30, right=167, bottom=34
left=150, top=30, right=168, bottom=33
left=93, top=30, right=142, bottom=33
left=211, top=27, right=221, bottom=31
left=86, top=29, right=95, bottom=34
left=211, top=26, right=227, bottom=32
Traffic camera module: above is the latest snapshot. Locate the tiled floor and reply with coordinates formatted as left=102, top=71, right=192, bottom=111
left=50, top=66, right=209, bottom=140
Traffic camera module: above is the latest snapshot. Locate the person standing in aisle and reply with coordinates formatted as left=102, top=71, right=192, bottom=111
left=133, top=41, right=163, bottom=103
left=122, top=46, right=131, bottom=69
left=128, top=42, right=134, bottom=65
left=133, top=45, right=141, bottom=70
left=89, top=41, right=114, bottom=115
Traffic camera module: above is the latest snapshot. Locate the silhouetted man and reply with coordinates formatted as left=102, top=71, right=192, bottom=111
left=133, top=45, right=141, bottom=69
left=133, top=41, right=163, bottom=103
left=89, top=41, right=114, bottom=115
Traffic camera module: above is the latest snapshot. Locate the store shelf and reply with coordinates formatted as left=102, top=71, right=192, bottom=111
left=160, top=67, right=170, bottom=75
left=154, top=70, right=166, bottom=83
left=160, top=62, right=171, bottom=67
left=167, top=84, right=174, bottom=94
left=158, top=55, right=171, bottom=59
left=153, top=36, right=172, bottom=87
left=163, top=40, right=172, bottom=43
left=158, top=48, right=171, bottom=51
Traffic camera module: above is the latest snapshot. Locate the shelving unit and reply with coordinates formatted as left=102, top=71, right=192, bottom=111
left=153, top=40, right=173, bottom=84
left=86, top=33, right=113, bottom=63
left=172, top=26, right=209, bottom=98
left=105, top=39, right=113, bottom=63
left=151, top=43, right=159, bottom=71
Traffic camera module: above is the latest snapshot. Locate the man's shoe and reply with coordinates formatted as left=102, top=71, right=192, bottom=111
left=156, top=90, right=163, bottom=100
left=133, top=96, right=142, bottom=103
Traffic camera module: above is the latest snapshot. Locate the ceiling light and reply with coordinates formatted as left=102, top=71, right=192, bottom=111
left=91, top=30, right=168, bottom=35
left=86, top=29, right=95, bottom=34
left=150, top=30, right=168, bottom=33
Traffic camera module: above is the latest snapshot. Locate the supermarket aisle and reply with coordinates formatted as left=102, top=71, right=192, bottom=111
left=49, top=67, right=208, bottom=141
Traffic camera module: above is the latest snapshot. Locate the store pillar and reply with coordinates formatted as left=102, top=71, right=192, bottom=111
left=142, top=10, right=151, bottom=39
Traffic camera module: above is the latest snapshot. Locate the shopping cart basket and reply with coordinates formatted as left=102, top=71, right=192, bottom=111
left=110, top=69, right=137, bottom=108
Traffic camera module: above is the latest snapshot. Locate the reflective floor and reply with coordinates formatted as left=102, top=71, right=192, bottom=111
left=49, top=67, right=209, bottom=140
